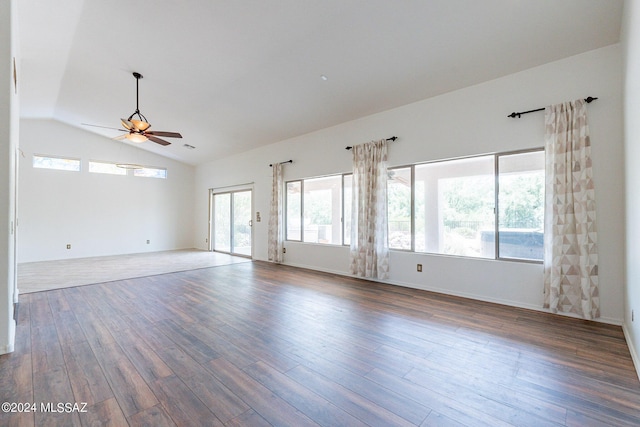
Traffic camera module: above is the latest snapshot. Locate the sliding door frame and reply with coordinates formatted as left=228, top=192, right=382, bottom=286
left=209, top=186, right=254, bottom=258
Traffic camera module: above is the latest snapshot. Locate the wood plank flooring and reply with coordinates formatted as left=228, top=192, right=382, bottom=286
left=1, top=261, right=639, bottom=426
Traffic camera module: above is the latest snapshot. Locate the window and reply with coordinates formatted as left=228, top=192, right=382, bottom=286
left=286, top=181, right=302, bottom=241
left=133, top=166, right=167, bottom=179
left=496, top=150, right=545, bottom=261
left=285, top=148, right=544, bottom=262
left=286, top=175, right=343, bottom=245
left=388, top=167, right=412, bottom=250
left=343, top=174, right=352, bottom=246
left=391, top=149, right=544, bottom=262
left=303, top=176, right=342, bottom=244
left=415, top=156, right=495, bottom=258
left=33, top=155, right=80, bottom=172
left=88, top=161, right=127, bottom=175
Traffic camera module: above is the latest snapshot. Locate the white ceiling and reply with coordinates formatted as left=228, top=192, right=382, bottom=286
left=18, top=0, right=623, bottom=166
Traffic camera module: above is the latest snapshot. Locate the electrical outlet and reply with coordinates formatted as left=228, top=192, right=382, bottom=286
left=66, top=244, right=71, bottom=249
left=283, top=247, right=286, bottom=253
left=146, top=240, right=150, bottom=244
left=256, top=212, right=261, bottom=222
left=417, top=264, right=422, bottom=272
left=205, top=238, right=208, bottom=243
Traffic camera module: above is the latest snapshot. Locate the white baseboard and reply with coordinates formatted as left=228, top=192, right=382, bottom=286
left=0, top=343, right=14, bottom=355
left=386, top=278, right=622, bottom=325
left=280, top=261, right=623, bottom=325
left=390, top=277, right=542, bottom=312
left=282, top=261, right=346, bottom=277
left=623, top=324, right=640, bottom=382
left=283, top=260, right=542, bottom=310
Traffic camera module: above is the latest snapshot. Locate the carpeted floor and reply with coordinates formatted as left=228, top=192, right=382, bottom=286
left=17, top=249, right=251, bottom=293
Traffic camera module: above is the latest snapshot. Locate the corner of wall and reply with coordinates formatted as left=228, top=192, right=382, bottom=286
left=623, top=323, right=640, bottom=381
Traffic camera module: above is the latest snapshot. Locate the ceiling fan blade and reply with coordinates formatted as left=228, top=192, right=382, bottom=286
left=146, top=131, right=182, bottom=138
left=82, top=123, right=125, bottom=131
left=147, top=135, right=171, bottom=146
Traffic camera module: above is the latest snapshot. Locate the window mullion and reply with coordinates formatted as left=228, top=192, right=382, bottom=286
left=411, top=165, right=416, bottom=252
left=494, top=154, right=500, bottom=260
left=300, top=180, right=304, bottom=242
left=342, top=174, right=346, bottom=246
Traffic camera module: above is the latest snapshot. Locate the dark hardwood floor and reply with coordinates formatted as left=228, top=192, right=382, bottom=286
left=1, top=261, right=639, bottom=426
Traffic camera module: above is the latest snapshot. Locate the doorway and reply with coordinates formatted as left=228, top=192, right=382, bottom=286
left=211, top=189, right=252, bottom=257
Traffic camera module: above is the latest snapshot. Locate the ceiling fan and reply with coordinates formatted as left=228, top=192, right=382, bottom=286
left=84, top=72, right=182, bottom=146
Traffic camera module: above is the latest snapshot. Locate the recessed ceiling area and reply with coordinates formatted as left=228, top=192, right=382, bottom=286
left=18, top=0, right=623, bottom=166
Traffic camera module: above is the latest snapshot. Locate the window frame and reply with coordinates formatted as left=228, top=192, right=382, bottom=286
left=303, top=175, right=341, bottom=245
left=285, top=174, right=347, bottom=246
left=284, top=147, right=544, bottom=264
left=387, top=165, right=415, bottom=252
left=495, top=148, right=545, bottom=264
left=285, top=180, right=303, bottom=242
left=392, top=148, right=544, bottom=263
left=410, top=154, right=496, bottom=259
left=342, top=173, right=352, bottom=246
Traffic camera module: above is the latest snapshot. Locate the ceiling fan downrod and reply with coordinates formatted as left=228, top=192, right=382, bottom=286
left=127, top=72, right=149, bottom=130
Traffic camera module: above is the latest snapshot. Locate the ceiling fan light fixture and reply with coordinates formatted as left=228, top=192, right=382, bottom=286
left=130, top=118, right=151, bottom=131
left=121, top=119, right=133, bottom=130
left=126, top=133, right=148, bottom=143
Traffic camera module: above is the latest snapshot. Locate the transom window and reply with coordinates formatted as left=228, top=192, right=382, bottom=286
left=133, top=166, right=167, bottom=179
left=88, top=161, right=127, bottom=175
left=33, top=155, right=80, bottom=172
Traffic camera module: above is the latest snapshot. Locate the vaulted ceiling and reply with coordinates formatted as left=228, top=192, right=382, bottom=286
left=18, top=0, right=623, bottom=165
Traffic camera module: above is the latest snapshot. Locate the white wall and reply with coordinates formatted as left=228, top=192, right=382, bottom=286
left=0, top=0, right=19, bottom=354
left=18, top=119, right=196, bottom=263
left=196, top=44, right=625, bottom=324
left=622, top=0, right=640, bottom=376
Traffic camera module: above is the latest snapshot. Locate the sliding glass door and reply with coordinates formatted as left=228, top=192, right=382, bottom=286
left=212, top=190, right=252, bottom=257
left=213, top=193, right=231, bottom=252
left=232, top=191, right=252, bottom=256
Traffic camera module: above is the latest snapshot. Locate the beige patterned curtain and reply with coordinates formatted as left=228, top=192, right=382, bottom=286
left=350, top=139, right=389, bottom=279
left=268, top=163, right=284, bottom=263
left=543, top=99, right=599, bottom=319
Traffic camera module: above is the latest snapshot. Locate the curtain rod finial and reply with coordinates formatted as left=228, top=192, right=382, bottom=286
left=269, top=159, right=293, bottom=167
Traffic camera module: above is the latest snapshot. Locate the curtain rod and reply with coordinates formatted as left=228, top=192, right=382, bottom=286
left=507, top=96, right=597, bottom=118
left=345, top=136, right=397, bottom=150
left=269, top=159, right=292, bottom=167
